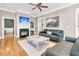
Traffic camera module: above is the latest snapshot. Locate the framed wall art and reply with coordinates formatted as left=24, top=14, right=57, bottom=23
left=46, top=16, right=59, bottom=28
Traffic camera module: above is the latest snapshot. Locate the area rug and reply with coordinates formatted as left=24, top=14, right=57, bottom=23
left=17, top=39, right=55, bottom=56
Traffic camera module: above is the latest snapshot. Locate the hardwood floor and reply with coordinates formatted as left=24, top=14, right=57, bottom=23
left=0, top=33, right=58, bottom=56
left=0, top=33, right=28, bottom=56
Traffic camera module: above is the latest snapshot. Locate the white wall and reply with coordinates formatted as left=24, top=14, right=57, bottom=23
left=0, top=10, right=34, bottom=39
left=0, top=10, right=15, bottom=38
left=75, top=8, right=79, bottom=38
left=37, top=4, right=79, bottom=38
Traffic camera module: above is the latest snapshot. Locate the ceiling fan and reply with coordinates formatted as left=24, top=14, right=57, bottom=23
left=29, top=3, right=48, bottom=11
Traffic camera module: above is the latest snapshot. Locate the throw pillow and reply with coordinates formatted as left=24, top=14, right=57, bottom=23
left=47, top=31, right=52, bottom=35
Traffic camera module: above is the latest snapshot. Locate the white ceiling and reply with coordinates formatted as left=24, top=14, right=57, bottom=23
left=0, top=3, right=75, bottom=17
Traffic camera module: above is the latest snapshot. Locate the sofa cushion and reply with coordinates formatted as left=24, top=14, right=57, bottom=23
left=70, top=39, right=79, bottom=56
left=52, top=33, right=60, bottom=37
left=46, top=41, right=73, bottom=56
left=39, top=29, right=64, bottom=41
left=65, top=37, right=77, bottom=43
left=40, top=33, right=48, bottom=37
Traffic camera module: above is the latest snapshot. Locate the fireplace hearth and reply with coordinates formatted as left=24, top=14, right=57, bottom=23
left=20, top=29, right=29, bottom=38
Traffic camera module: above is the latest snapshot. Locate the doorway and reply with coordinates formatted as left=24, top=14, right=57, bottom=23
left=4, top=18, right=14, bottom=38
left=38, top=18, right=44, bottom=34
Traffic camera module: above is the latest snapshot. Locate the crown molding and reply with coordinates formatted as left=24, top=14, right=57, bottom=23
left=36, top=3, right=77, bottom=17
left=0, top=7, right=16, bottom=13
left=0, top=7, right=35, bottom=17
left=0, top=3, right=77, bottom=18
left=15, top=10, right=35, bottom=17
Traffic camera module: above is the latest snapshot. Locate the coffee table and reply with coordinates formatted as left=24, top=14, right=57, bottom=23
left=27, top=35, right=49, bottom=48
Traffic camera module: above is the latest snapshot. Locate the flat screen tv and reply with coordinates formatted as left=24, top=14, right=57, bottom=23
left=19, top=16, right=29, bottom=22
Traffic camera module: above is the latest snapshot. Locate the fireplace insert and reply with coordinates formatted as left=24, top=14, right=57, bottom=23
left=20, top=29, right=29, bottom=38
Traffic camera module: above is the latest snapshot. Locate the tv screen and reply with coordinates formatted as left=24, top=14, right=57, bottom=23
left=19, top=16, right=29, bottom=22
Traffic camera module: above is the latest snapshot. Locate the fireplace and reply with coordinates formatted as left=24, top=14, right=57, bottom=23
left=20, top=29, right=29, bottom=38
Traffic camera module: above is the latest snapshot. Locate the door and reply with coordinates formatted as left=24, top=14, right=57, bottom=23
left=4, top=18, right=14, bottom=37
left=38, top=18, right=44, bottom=34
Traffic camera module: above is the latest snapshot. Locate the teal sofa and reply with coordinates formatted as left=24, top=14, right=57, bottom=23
left=42, top=37, right=79, bottom=56
left=39, top=29, right=64, bottom=41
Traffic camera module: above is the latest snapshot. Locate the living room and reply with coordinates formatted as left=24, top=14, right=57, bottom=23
left=0, top=2, right=79, bottom=57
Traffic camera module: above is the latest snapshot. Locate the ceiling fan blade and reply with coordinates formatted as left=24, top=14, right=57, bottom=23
left=40, top=6, right=48, bottom=8
left=29, top=3, right=36, bottom=6
left=37, top=3, right=42, bottom=6
left=38, top=7, right=42, bottom=11
left=32, top=7, right=37, bottom=10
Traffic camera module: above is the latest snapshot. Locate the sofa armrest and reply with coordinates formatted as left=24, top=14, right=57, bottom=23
left=65, top=37, right=77, bottom=43
left=39, top=31, right=46, bottom=34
